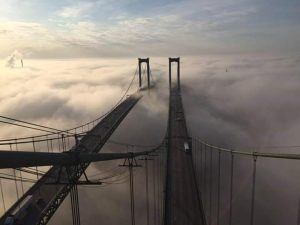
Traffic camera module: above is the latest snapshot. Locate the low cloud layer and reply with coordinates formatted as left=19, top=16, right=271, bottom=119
left=0, top=55, right=299, bottom=224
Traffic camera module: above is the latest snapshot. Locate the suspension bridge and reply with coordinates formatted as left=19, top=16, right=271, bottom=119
left=0, top=57, right=299, bottom=225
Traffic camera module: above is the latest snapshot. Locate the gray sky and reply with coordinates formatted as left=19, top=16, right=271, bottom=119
left=0, top=0, right=300, bottom=58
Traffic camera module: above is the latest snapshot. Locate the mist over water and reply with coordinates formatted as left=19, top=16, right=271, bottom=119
left=0, top=55, right=299, bottom=225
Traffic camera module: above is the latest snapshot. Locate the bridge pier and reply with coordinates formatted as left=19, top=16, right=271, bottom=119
left=169, top=57, right=180, bottom=90
left=138, top=58, right=151, bottom=89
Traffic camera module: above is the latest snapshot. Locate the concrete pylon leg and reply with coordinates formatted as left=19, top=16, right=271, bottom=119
left=177, top=59, right=180, bottom=90
left=169, top=59, right=172, bottom=88
left=147, top=61, right=150, bottom=89
left=138, top=59, right=142, bottom=88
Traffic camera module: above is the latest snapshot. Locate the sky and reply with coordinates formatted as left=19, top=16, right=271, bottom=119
left=0, top=0, right=300, bottom=58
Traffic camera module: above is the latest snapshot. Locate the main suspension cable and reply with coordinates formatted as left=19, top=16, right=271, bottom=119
left=0, top=64, right=139, bottom=143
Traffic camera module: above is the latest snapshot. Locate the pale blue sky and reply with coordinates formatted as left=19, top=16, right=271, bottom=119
left=0, top=0, right=299, bottom=58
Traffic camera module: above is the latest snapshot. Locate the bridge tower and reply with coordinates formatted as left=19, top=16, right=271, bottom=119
left=168, top=57, right=180, bottom=89
left=138, top=58, right=151, bottom=89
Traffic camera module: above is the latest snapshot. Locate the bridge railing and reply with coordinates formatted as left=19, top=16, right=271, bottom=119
left=191, top=137, right=300, bottom=225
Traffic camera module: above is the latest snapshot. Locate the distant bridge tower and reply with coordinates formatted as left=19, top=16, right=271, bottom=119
left=138, top=58, right=151, bottom=89
left=169, top=57, right=180, bottom=89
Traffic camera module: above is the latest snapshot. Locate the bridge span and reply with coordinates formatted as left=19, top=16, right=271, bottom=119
left=0, top=93, right=141, bottom=225
left=165, top=57, right=205, bottom=225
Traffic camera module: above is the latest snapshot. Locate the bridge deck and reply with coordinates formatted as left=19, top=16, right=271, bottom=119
left=0, top=93, right=141, bottom=225
left=165, top=87, right=205, bottom=225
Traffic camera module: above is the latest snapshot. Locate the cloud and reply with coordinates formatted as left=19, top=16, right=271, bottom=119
left=58, top=2, right=95, bottom=18
left=180, top=56, right=300, bottom=225
left=0, top=22, right=63, bottom=58
left=0, top=0, right=300, bottom=58
left=1, top=0, right=299, bottom=58
left=0, top=56, right=299, bottom=225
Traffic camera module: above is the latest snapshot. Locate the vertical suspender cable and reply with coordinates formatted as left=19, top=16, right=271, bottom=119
left=217, top=150, right=221, bottom=225
left=132, top=165, right=136, bottom=225
left=57, top=134, right=61, bottom=152
left=153, top=158, right=157, bottom=225
left=75, top=186, right=79, bottom=225
left=157, top=152, right=160, bottom=224
left=129, top=161, right=136, bottom=225
left=68, top=167, right=77, bottom=225
left=297, top=199, right=300, bottom=225
left=194, top=139, right=198, bottom=184
left=229, top=153, right=234, bottom=225
left=159, top=151, right=162, bottom=224
left=74, top=184, right=81, bottom=225
left=70, top=185, right=76, bottom=225
left=196, top=139, right=200, bottom=189
left=73, top=185, right=78, bottom=225
left=193, top=139, right=196, bottom=188
left=161, top=149, right=164, bottom=224
left=158, top=153, right=161, bottom=225
left=163, top=148, right=165, bottom=224
left=0, top=179, right=6, bottom=212
left=161, top=150, right=164, bottom=224
left=46, top=138, right=50, bottom=152
left=204, top=144, right=207, bottom=212
left=200, top=141, right=203, bottom=193
left=162, top=143, right=167, bottom=224
left=15, top=141, right=24, bottom=195
left=161, top=151, right=163, bottom=224
left=145, top=158, right=150, bottom=225
left=32, top=138, right=39, bottom=180
left=209, top=146, right=213, bottom=225
left=67, top=135, right=71, bottom=149
left=50, top=139, right=54, bottom=152
left=193, top=138, right=196, bottom=181
left=62, top=134, right=66, bottom=152
left=10, top=144, right=20, bottom=205
left=69, top=166, right=80, bottom=225
left=250, top=156, right=257, bottom=225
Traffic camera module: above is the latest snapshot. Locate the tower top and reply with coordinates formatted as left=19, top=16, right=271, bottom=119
left=138, top=58, right=149, bottom=63
left=169, top=57, right=180, bottom=63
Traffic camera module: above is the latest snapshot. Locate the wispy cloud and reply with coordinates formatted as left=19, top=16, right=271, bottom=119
left=0, top=0, right=299, bottom=58
left=58, top=2, right=95, bottom=18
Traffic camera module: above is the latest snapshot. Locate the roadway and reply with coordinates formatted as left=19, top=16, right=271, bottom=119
left=0, top=93, right=141, bottom=225
left=165, top=86, right=205, bottom=225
